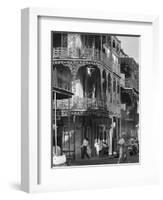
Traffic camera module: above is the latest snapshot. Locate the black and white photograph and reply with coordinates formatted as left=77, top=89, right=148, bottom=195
left=51, top=32, right=139, bottom=167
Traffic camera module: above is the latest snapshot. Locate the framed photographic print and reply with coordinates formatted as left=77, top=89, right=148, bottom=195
left=21, top=8, right=159, bottom=193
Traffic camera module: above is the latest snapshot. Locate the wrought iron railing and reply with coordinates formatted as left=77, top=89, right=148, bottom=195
left=53, top=47, right=114, bottom=70
left=53, top=47, right=100, bottom=60
left=53, top=47, right=68, bottom=58
left=53, top=97, right=107, bottom=110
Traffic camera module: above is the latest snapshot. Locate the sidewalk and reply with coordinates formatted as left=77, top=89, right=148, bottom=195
left=70, top=154, right=139, bottom=166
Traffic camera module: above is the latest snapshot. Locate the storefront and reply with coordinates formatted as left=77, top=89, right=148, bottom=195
left=54, top=108, right=112, bottom=160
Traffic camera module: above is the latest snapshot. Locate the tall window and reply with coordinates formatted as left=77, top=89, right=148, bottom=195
left=108, top=74, right=112, bottom=103
left=102, top=35, right=106, bottom=53
left=53, top=64, right=72, bottom=91
left=102, top=70, right=107, bottom=97
left=113, top=40, right=116, bottom=48
left=53, top=33, right=61, bottom=48
left=113, top=78, right=116, bottom=92
left=117, top=82, right=120, bottom=104
left=117, top=82, right=120, bottom=94
left=108, top=73, right=111, bottom=93
left=62, top=33, right=67, bottom=47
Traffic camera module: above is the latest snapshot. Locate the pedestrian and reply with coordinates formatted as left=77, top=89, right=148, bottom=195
left=87, top=144, right=92, bottom=158
left=117, top=132, right=127, bottom=163
left=94, top=138, right=100, bottom=157
left=81, top=138, right=90, bottom=159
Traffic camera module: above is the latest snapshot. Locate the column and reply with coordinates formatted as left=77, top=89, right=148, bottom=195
left=68, top=98, right=71, bottom=157
left=110, top=74, right=113, bottom=104
left=119, top=117, right=122, bottom=138
left=109, top=117, right=113, bottom=156
left=72, top=71, right=76, bottom=94
left=100, top=35, right=102, bottom=60
left=106, top=72, right=109, bottom=108
left=73, top=115, right=76, bottom=159
left=54, top=91, right=57, bottom=153
left=116, top=117, right=119, bottom=150
left=100, top=68, right=103, bottom=100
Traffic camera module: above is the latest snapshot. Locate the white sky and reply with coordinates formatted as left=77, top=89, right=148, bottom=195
left=117, top=36, right=140, bottom=63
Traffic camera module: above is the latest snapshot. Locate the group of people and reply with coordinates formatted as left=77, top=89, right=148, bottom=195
left=94, top=138, right=108, bottom=157
left=117, top=133, right=139, bottom=163
left=81, top=132, right=138, bottom=163
left=53, top=132, right=138, bottom=164
left=81, top=138, right=108, bottom=159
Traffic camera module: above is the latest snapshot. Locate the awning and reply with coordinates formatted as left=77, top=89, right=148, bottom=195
left=52, top=86, right=74, bottom=99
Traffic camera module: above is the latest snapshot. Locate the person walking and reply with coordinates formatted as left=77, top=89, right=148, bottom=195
left=117, top=132, right=127, bottom=163
left=81, top=138, right=90, bottom=159
left=94, top=138, right=100, bottom=157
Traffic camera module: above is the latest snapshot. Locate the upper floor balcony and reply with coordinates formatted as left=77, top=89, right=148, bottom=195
left=53, top=47, right=120, bottom=74
left=53, top=47, right=101, bottom=60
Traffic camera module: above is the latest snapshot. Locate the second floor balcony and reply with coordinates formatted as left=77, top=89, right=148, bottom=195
left=52, top=96, right=121, bottom=118
left=53, top=97, right=107, bottom=111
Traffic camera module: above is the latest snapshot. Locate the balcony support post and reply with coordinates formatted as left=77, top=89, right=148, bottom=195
left=100, top=35, right=102, bottom=61
left=100, top=69, right=103, bottom=100
left=54, top=91, right=57, bottom=154
left=108, top=117, right=113, bottom=156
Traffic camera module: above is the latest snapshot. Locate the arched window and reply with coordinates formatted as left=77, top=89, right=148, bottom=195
left=53, top=64, right=72, bottom=92
left=76, top=65, right=101, bottom=99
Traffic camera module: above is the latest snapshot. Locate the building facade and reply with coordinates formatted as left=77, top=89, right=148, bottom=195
left=119, top=50, right=139, bottom=140
left=52, top=32, right=138, bottom=160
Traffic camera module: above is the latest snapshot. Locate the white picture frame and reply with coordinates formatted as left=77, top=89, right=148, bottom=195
left=21, top=7, right=159, bottom=193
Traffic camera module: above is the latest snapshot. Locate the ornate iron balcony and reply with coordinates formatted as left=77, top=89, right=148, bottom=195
left=52, top=47, right=118, bottom=72
left=53, top=97, right=107, bottom=111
